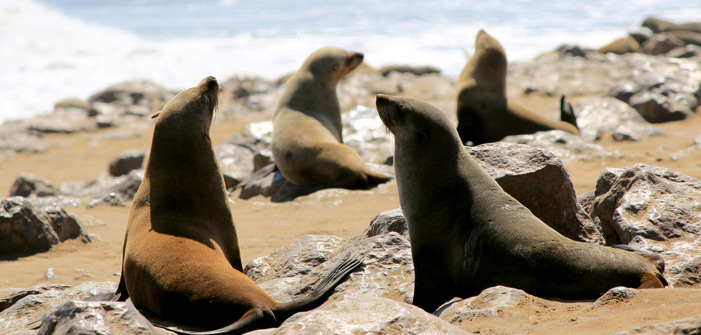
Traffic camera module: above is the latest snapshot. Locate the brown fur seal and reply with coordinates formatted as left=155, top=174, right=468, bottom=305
left=272, top=47, right=391, bottom=188
left=643, top=17, right=701, bottom=34
left=376, top=94, right=667, bottom=313
left=456, top=30, right=580, bottom=145
left=121, top=76, right=361, bottom=334
left=595, top=36, right=642, bottom=54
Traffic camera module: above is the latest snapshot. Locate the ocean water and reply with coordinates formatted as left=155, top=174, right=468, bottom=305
left=1, top=0, right=700, bottom=124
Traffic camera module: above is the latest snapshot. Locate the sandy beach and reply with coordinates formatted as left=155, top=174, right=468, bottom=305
left=1, top=56, right=701, bottom=333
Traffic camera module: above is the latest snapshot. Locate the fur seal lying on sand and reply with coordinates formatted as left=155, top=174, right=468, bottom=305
left=272, top=47, right=391, bottom=189
left=120, top=76, right=361, bottom=334
left=456, top=30, right=580, bottom=145
left=376, top=94, right=666, bottom=313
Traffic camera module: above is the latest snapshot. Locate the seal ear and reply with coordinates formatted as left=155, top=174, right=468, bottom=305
left=151, top=111, right=161, bottom=119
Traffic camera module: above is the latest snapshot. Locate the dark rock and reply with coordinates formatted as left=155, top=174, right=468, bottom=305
left=628, top=91, right=691, bottom=123
left=467, top=143, right=603, bottom=244
left=642, top=33, right=686, bottom=55
left=252, top=150, right=273, bottom=173
left=0, top=197, right=90, bottom=255
left=557, top=44, right=587, bottom=57
left=366, top=208, right=408, bottom=239
left=247, top=295, right=469, bottom=335
left=9, top=173, right=60, bottom=197
left=108, top=150, right=146, bottom=177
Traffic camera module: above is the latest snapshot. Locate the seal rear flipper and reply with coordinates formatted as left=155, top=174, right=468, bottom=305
left=272, top=252, right=362, bottom=322
left=560, top=95, right=579, bottom=131
left=612, top=244, right=666, bottom=273
left=151, top=308, right=276, bottom=335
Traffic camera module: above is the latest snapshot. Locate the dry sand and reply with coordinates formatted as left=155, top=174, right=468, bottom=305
left=1, top=92, right=700, bottom=334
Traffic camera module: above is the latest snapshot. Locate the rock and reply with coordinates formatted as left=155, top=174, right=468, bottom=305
left=366, top=208, right=408, bottom=239
left=38, top=300, right=167, bottom=335
left=108, top=150, right=146, bottom=177
left=642, top=33, right=686, bottom=55
left=575, top=97, right=664, bottom=142
left=89, top=80, right=173, bottom=116
left=591, top=287, right=638, bottom=308
left=585, top=164, right=701, bottom=287
left=557, top=44, right=587, bottom=57
left=218, top=76, right=281, bottom=114
left=508, top=53, right=701, bottom=118
left=215, top=144, right=255, bottom=189
left=60, top=169, right=143, bottom=201
left=613, top=315, right=701, bottom=335
left=435, top=286, right=531, bottom=322
left=378, top=65, right=441, bottom=77
left=503, top=130, right=621, bottom=161
left=0, top=123, right=45, bottom=154
left=245, top=235, right=346, bottom=283
left=0, top=197, right=91, bottom=255
left=86, top=193, right=126, bottom=208
left=466, top=143, right=603, bottom=244
left=44, top=268, right=56, bottom=280
left=247, top=232, right=414, bottom=304
left=9, top=173, right=60, bottom=197
left=29, top=196, right=83, bottom=211
left=0, top=282, right=117, bottom=335
left=666, top=44, right=701, bottom=58
left=248, top=295, right=469, bottom=335
left=628, top=90, right=692, bottom=123
left=252, top=150, right=273, bottom=173
left=342, top=105, right=394, bottom=164
left=589, top=164, right=701, bottom=245
left=27, top=107, right=99, bottom=134
left=227, top=120, right=273, bottom=154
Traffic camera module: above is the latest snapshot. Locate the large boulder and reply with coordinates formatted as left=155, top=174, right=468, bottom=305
left=581, top=164, right=701, bottom=287
left=0, top=197, right=91, bottom=255
left=9, top=173, right=60, bottom=198
left=466, top=143, right=602, bottom=243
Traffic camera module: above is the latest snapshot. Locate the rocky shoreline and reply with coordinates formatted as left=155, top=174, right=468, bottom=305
left=2, top=20, right=701, bottom=334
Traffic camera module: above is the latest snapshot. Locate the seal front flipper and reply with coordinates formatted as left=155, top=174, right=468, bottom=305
left=559, top=95, right=579, bottom=131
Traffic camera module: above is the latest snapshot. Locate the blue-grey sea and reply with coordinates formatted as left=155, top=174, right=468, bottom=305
left=1, top=0, right=699, bottom=123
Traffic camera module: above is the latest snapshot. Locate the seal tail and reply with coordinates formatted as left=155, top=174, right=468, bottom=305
left=560, top=95, right=579, bottom=131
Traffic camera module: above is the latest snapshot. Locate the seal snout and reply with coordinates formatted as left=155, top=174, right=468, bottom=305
left=346, top=52, right=364, bottom=68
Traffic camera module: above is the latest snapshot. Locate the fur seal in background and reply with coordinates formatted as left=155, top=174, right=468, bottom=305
left=595, top=35, right=642, bottom=54
left=456, top=30, right=580, bottom=145
left=272, top=47, right=391, bottom=189
left=376, top=94, right=667, bottom=313
left=642, top=17, right=701, bottom=34
left=122, top=76, right=361, bottom=334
